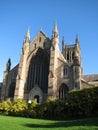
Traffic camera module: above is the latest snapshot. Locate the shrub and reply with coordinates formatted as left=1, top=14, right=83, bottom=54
left=0, top=100, right=12, bottom=115
left=9, top=99, right=28, bottom=117
left=26, top=100, right=37, bottom=118
left=35, top=86, right=98, bottom=119
left=64, top=86, right=98, bottom=118
left=0, top=86, right=98, bottom=119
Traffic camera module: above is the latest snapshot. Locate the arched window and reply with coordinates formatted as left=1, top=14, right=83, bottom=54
left=59, top=83, right=68, bottom=99
left=63, top=66, right=68, bottom=77
left=26, top=48, right=49, bottom=93
left=39, top=37, right=41, bottom=42
left=75, top=82, right=78, bottom=89
left=34, top=43, right=36, bottom=49
left=67, top=53, right=69, bottom=61
left=72, top=51, right=74, bottom=60
left=8, top=82, right=16, bottom=98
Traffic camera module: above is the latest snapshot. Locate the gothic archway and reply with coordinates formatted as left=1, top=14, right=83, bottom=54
left=29, top=85, right=43, bottom=103
left=26, top=48, right=49, bottom=94
left=34, top=95, right=39, bottom=103
left=59, top=83, right=69, bottom=99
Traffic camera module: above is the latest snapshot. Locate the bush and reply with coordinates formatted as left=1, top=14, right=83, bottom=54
left=43, top=100, right=56, bottom=119
left=26, top=100, right=37, bottom=118
left=0, top=86, right=98, bottom=119
left=34, top=86, right=98, bottom=119
left=64, top=86, right=98, bottom=118
left=0, top=100, right=12, bottom=115
left=9, top=99, right=28, bottom=117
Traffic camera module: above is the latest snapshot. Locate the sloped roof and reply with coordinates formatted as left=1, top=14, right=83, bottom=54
left=10, top=64, right=19, bottom=72
left=58, top=51, right=69, bottom=65
left=31, top=29, right=49, bottom=44
left=83, top=74, right=98, bottom=82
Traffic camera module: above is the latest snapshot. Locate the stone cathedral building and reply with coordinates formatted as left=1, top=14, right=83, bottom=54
left=1, top=23, right=98, bottom=103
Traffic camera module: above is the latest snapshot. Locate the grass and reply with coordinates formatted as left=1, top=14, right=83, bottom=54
left=0, top=116, right=98, bottom=130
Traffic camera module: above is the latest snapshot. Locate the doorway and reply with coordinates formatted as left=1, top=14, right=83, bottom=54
left=34, top=95, right=39, bottom=103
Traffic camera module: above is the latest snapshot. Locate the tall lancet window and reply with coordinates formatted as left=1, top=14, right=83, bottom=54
left=8, top=82, right=16, bottom=99
left=67, top=53, right=69, bottom=61
left=59, top=83, right=68, bottom=99
left=26, top=48, right=49, bottom=93
left=63, top=66, right=68, bottom=77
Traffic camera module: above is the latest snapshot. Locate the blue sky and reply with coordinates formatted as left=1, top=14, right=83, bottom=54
left=0, top=0, right=98, bottom=82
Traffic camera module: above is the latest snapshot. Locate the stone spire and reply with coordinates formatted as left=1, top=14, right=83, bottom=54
left=24, top=27, right=30, bottom=42
left=52, top=22, right=59, bottom=45
left=52, top=22, right=58, bottom=38
left=6, top=58, right=11, bottom=72
left=62, top=36, right=65, bottom=51
left=54, top=22, right=58, bottom=33
left=75, top=34, right=81, bottom=56
left=75, top=34, right=79, bottom=44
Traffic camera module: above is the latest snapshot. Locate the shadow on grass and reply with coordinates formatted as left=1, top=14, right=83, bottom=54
left=23, top=118, right=98, bottom=128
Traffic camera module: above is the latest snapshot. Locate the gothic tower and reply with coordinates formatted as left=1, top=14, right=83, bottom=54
left=14, top=28, right=30, bottom=99
left=48, top=22, right=60, bottom=98
left=1, top=58, right=11, bottom=100
left=73, top=35, right=82, bottom=89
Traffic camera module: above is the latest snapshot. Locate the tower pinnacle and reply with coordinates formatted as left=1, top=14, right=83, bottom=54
left=52, top=22, right=59, bottom=38
left=6, top=58, right=11, bottom=71
left=26, top=27, right=30, bottom=39
left=75, top=34, right=79, bottom=44
left=62, top=36, right=65, bottom=51
left=25, top=27, right=30, bottom=42
left=54, top=22, right=58, bottom=34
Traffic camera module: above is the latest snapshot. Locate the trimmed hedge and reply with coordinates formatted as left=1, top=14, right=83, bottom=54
left=0, top=86, right=98, bottom=119
left=60, top=87, right=98, bottom=119
left=37, top=86, right=98, bottom=119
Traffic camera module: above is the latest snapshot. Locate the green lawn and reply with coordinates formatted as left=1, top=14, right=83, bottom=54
left=0, top=116, right=98, bottom=130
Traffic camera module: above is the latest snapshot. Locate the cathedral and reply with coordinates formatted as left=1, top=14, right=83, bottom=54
left=1, top=23, right=98, bottom=103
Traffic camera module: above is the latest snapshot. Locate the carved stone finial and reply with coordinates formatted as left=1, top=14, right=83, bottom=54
left=6, top=58, right=11, bottom=71
left=24, top=27, right=30, bottom=42
left=62, top=36, right=65, bottom=51
left=75, top=34, right=79, bottom=44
